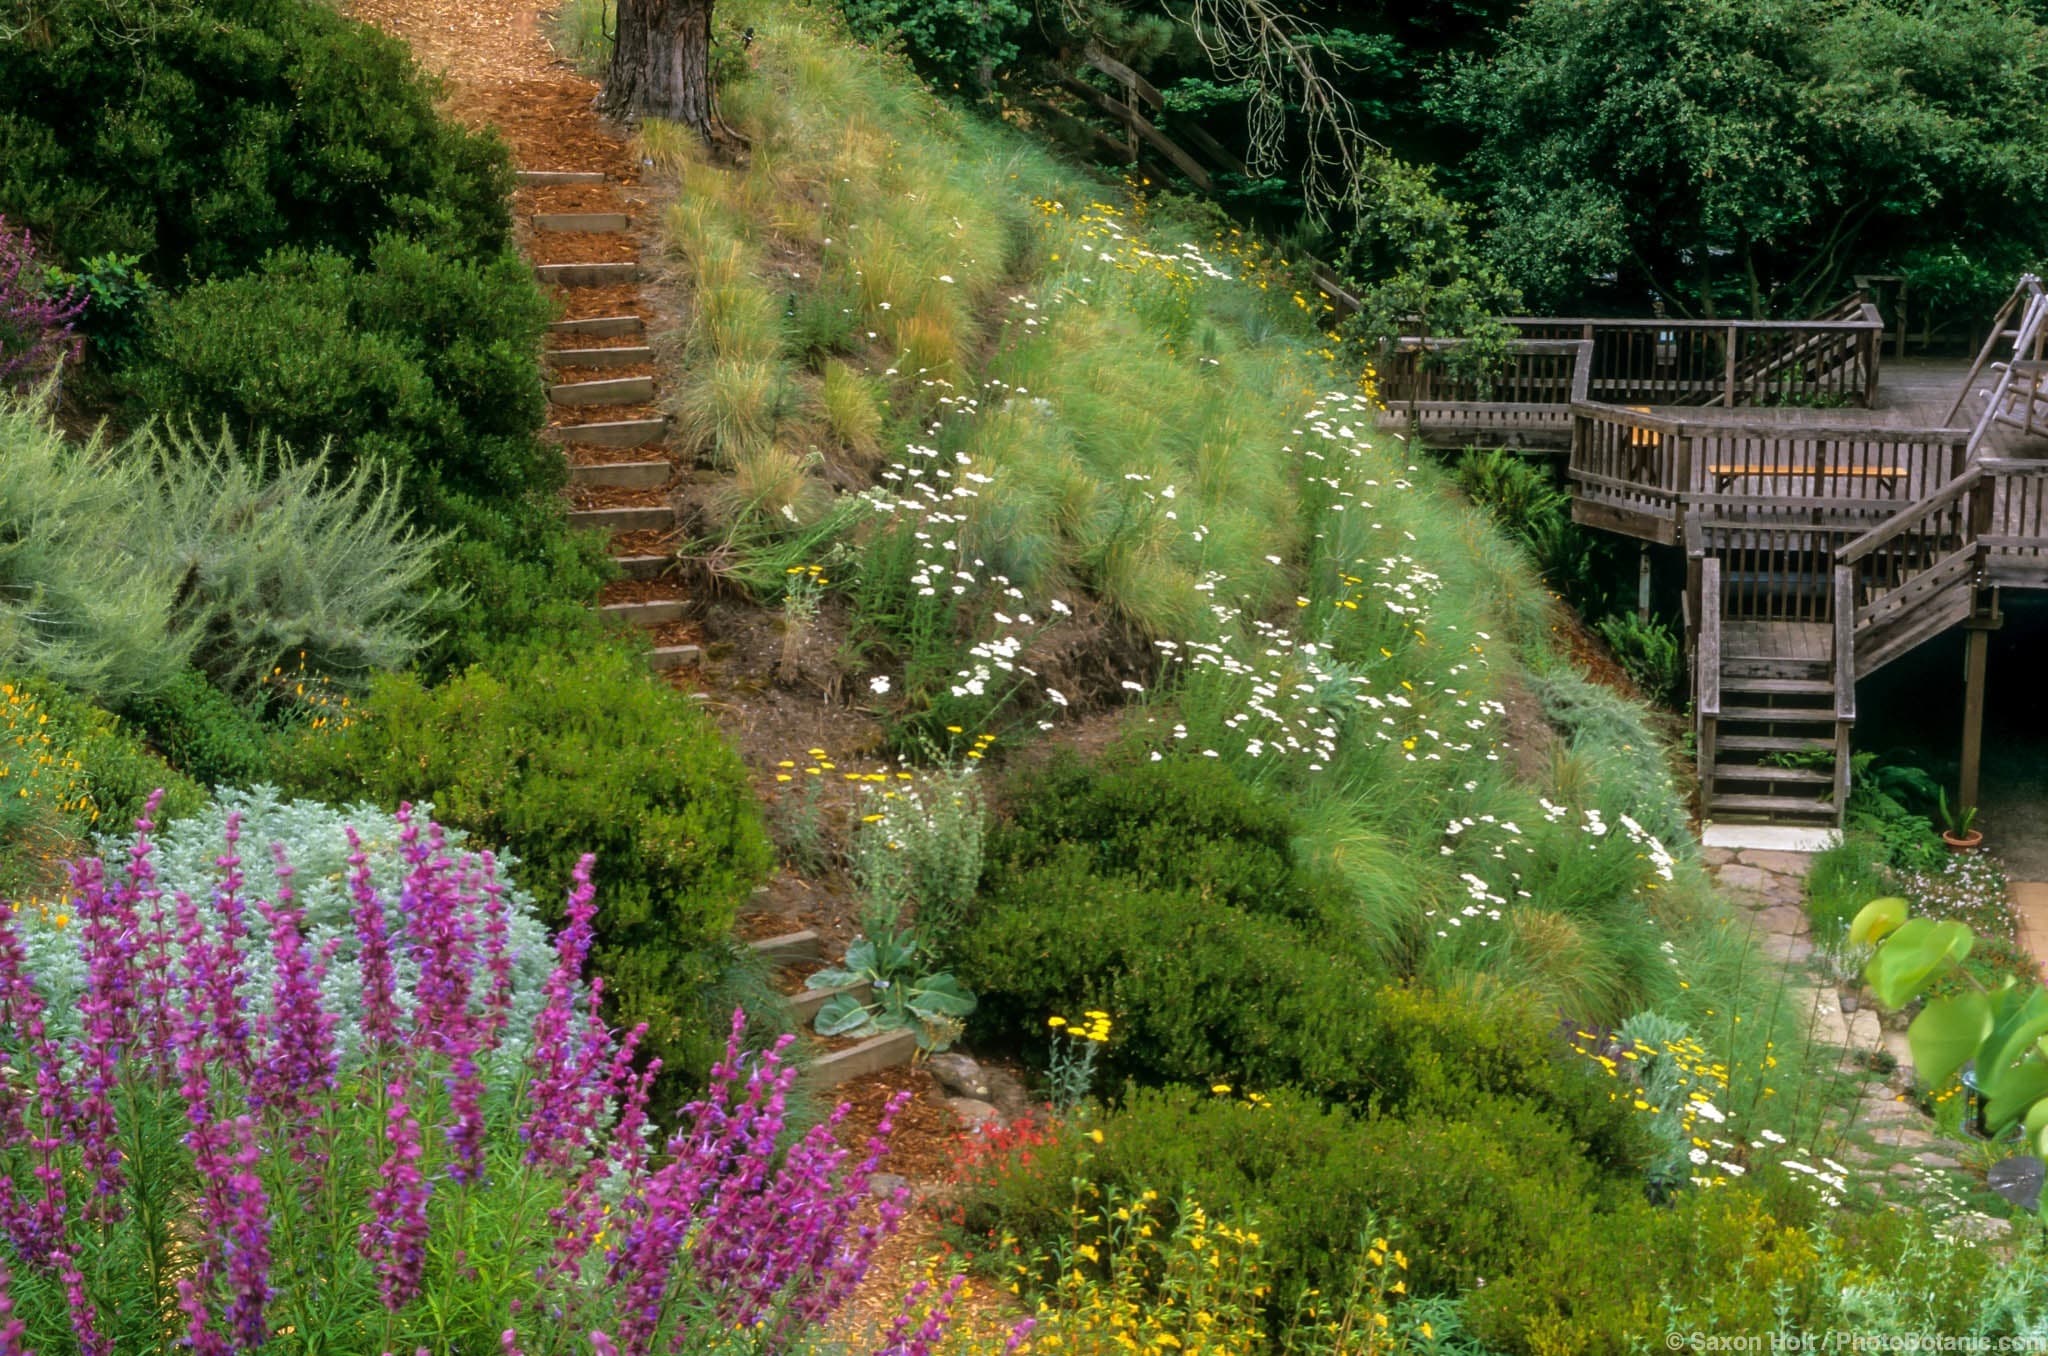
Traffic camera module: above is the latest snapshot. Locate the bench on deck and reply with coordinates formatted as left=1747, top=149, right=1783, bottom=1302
left=1708, top=463, right=1907, bottom=495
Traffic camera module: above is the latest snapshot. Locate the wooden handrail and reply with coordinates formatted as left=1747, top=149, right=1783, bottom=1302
left=1507, top=316, right=1886, bottom=334
left=1568, top=339, right=1591, bottom=405
left=1698, top=557, right=1721, bottom=719
left=1836, top=465, right=1985, bottom=565
left=1832, top=566, right=1856, bottom=720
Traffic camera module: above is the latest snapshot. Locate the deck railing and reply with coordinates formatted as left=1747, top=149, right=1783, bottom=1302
left=1567, top=402, right=1970, bottom=547
left=1510, top=299, right=1884, bottom=409
left=1377, top=339, right=1590, bottom=449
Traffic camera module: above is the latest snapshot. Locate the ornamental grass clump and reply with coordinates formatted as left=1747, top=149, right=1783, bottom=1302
left=0, top=798, right=913, bottom=1353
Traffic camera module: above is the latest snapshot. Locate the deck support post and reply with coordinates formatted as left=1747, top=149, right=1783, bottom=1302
left=1638, top=546, right=1653, bottom=622
left=1959, top=618, right=1991, bottom=812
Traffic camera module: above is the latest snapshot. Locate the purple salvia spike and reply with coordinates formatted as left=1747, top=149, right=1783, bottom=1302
left=344, top=828, right=401, bottom=1048
left=359, top=1084, right=433, bottom=1311
left=0, top=1250, right=26, bottom=1356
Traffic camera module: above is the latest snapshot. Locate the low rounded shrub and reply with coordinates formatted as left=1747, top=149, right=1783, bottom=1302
left=280, top=636, right=774, bottom=1082
left=0, top=0, right=511, bottom=285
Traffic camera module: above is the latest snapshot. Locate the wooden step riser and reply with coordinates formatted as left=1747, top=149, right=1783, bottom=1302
left=536, top=262, right=641, bottom=288
left=602, top=600, right=687, bottom=626
left=567, top=507, right=674, bottom=533
left=546, top=418, right=667, bottom=448
left=516, top=170, right=608, bottom=186
left=534, top=212, right=629, bottom=232
left=548, top=346, right=657, bottom=371
left=614, top=554, right=670, bottom=580
left=648, top=644, right=702, bottom=671
left=550, top=376, right=657, bottom=407
left=549, top=315, right=644, bottom=339
left=570, top=460, right=670, bottom=489
left=803, top=1028, right=917, bottom=1088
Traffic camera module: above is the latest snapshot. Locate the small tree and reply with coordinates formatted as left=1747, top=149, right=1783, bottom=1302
left=599, top=0, right=732, bottom=145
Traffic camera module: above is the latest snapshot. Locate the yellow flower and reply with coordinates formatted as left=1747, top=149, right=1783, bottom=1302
left=1210, top=1083, right=1232, bottom=1095
left=1087, top=1129, right=1104, bottom=1144
left=1049, top=1016, right=1067, bottom=1028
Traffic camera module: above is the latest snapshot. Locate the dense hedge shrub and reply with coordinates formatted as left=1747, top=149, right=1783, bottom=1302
left=133, top=237, right=558, bottom=524
left=988, top=753, right=1341, bottom=923
left=958, top=753, right=1640, bottom=1163
left=282, top=637, right=774, bottom=1081
left=968, top=1085, right=1628, bottom=1307
left=119, top=668, right=276, bottom=790
left=0, top=0, right=510, bottom=285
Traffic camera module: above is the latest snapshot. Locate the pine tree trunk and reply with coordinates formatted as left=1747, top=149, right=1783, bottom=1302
left=598, top=0, right=716, bottom=137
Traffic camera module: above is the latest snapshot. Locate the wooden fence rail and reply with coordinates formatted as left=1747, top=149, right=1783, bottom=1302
left=1510, top=302, right=1884, bottom=409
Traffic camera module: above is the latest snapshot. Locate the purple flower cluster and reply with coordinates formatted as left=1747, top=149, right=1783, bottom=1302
left=0, top=803, right=924, bottom=1354
left=0, top=217, right=83, bottom=394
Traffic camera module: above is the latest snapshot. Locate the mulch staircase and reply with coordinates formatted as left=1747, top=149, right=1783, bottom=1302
left=515, top=166, right=699, bottom=672
left=514, top=165, right=915, bottom=1082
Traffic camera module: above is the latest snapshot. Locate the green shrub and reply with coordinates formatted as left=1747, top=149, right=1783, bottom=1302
left=119, top=668, right=276, bottom=790
left=281, top=637, right=774, bottom=1083
left=0, top=396, right=446, bottom=702
left=0, top=0, right=511, bottom=286
left=989, top=753, right=1343, bottom=924
left=132, top=237, right=557, bottom=531
left=0, top=397, right=186, bottom=698
left=137, top=422, right=444, bottom=692
left=970, top=1085, right=1630, bottom=1312
left=14, top=679, right=204, bottom=829
left=839, top=0, right=1030, bottom=91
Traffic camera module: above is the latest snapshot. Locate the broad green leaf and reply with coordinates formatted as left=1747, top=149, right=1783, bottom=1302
left=1849, top=897, right=1909, bottom=947
left=910, top=972, right=978, bottom=1018
left=1908, top=993, right=1992, bottom=1090
left=1866, top=918, right=1968, bottom=1009
left=1983, top=1052, right=2048, bottom=1135
left=842, top=938, right=881, bottom=976
left=2023, top=1099, right=2048, bottom=1140
left=814, top=993, right=878, bottom=1037
left=1978, top=987, right=2048, bottom=1084
left=805, top=967, right=862, bottom=990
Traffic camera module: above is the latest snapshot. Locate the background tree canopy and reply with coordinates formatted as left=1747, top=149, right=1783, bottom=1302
left=868, top=0, right=2048, bottom=325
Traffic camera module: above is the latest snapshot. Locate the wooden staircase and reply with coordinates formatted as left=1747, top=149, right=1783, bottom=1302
left=1695, top=559, right=1854, bottom=825
left=516, top=167, right=700, bottom=673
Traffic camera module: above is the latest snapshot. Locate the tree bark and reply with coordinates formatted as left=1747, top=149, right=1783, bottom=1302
left=598, top=0, right=719, bottom=140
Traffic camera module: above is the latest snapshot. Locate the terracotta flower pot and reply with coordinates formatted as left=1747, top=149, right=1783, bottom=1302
left=1943, top=829, right=1983, bottom=852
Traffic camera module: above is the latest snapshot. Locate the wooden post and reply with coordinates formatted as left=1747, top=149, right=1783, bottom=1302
left=1724, top=324, right=1739, bottom=407
left=1960, top=621, right=1989, bottom=811
left=1638, top=545, right=1653, bottom=622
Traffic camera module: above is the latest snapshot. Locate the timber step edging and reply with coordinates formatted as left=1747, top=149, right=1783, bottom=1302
left=570, top=460, right=670, bottom=489
left=749, top=930, right=823, bottom=964
left=648, top=644, right=702, bottom=671
left=533, top=211, right=629, bottom=232
left=546, top=417, right=667, bottom=448
left=516, top=169, right=608, bottom=186
left=550, top=375, right=657, bottom=407
left=804, top=1028, right=918, bottom=1088
left=549, top=315, right=644, bottom=338
left=549, top=345, right=657, bottom=371
left=536, top=261, right=641, bottom=288
left=566, top=505, right=674, bottom=533
left=614, top=554, right=670, bottom=580
left=602, top=599, right=687, bottom=626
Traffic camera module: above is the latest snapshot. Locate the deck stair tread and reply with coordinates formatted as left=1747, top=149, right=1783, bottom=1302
left=1721, top=677, right=1834, bottom=696
left=1716, top=705, right=1835, bottom=723
left=1716, top=733, right=1836, bottom=754
left=1706, top=792, right=1837, bottom=818
left=1710, top=764, right=1833, bottom=785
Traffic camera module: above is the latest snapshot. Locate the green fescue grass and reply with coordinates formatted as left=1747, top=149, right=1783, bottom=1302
left=602, top=0, right=1844, bottom=1156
